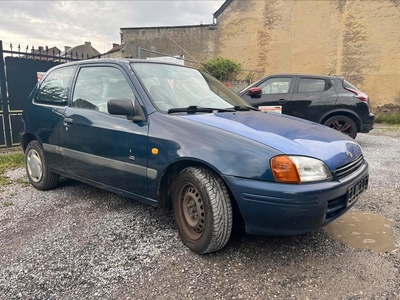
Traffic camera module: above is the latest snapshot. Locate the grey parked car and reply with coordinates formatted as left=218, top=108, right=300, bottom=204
left=239, top=74, right=375, bottom=139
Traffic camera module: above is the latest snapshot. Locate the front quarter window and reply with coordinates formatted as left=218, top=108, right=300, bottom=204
left=36, top=66, right=76, bottom=105
left=259, top=77, right=292, bottom=94
left=72, top=66, right=136, bottom=113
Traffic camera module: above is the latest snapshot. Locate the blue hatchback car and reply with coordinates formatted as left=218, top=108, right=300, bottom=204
left=21, top=59, right=369, bottom=254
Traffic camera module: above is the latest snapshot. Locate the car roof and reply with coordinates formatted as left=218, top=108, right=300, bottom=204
left=266, top=73, right=341, bottom=80
left=49, top=58, right=190, bottom=70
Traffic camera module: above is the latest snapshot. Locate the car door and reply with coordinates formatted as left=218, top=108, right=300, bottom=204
left=58, top=64, right=149, bottom=197
left=241, top=76, right=295, bottom=114
left=289, top=77, right=338, bottom=122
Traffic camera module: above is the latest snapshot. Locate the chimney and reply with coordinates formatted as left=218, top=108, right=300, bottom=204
left=64, top=46, right=71, bottom=53
left=112, top=43, right=119, bottom=48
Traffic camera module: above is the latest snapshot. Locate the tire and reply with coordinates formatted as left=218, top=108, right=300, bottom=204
left=25, top=141, right=60, bottom=190
left=172, top=167, right=233, bottom=254
left=323, top=115, right=358, bottom=139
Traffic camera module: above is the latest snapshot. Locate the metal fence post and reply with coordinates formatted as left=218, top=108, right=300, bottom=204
left=0, top=40, right=12, bottom=147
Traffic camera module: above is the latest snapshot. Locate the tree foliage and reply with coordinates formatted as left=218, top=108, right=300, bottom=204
left=201, top=56, right=242, bottom=81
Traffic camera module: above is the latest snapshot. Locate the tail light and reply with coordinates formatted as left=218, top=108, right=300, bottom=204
left=345, top=87, right=369, bottom=102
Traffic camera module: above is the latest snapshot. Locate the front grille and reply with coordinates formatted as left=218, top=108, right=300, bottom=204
left=335, top=155, right=364, bottom=180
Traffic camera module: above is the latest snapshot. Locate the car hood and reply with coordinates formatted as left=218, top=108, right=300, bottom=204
left=179, top=111, right=362, bottom=170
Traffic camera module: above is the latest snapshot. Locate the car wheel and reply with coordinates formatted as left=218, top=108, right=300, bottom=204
left=172, top=167, right=233, bottom=254
left=25, top=141, right=60, bottom=190
left=324, top=115, right=358, bottom=139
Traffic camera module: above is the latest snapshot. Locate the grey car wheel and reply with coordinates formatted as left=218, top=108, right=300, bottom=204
left=25, top=141, right=60, bottom=190
left=26, top=148, right=43, bottom=183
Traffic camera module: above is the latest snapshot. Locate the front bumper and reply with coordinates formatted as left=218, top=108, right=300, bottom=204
left=222, top=161, right=368, bottom=236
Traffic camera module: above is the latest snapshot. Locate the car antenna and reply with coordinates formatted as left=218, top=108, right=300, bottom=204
left=166, top=35, right=212, bottom=75
left=328, top=61, right=337, bottom=76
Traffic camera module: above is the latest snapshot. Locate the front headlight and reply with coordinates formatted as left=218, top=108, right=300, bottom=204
left=270, top=155, right=332, bottom=183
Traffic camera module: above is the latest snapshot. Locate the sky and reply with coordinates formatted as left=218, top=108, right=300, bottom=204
left=0, top=0, right=225, bottom=55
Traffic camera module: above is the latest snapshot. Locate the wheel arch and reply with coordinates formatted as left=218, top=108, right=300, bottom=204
left=319, top=109, right=362, bottom=132
left=21, top=132, right=40, bottom=153
left=156, top=159, right=240, bottom=212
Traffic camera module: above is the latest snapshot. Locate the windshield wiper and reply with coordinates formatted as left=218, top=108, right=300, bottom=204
left=232, top=105, right=259, bottom=111
left=168, top=106, right=235, bottom=114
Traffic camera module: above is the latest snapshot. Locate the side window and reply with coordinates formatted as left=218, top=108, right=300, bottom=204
left=259, top=78, right=292, bottom=94
left=298, top=78, right=326, bottom=93
left=36, top=66, right=75, bottom=104
left=72, top=66, right=136, bottom=113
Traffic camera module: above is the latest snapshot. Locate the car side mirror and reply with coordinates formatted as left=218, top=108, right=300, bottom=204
left=248, top=87, right=262, bottom=96
left=107, top=98, right=144, bottom=122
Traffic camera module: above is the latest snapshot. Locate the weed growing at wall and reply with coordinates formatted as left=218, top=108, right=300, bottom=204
left=375, top=112, right=400, bottom=124
left=201, top=56, right=242, bottom=81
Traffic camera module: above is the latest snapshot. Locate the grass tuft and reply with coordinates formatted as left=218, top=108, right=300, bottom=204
left=375, top=112, right=400, bottom=124
left=0, top=152, right=24, bottom=174
left=0, top=152, right=24, bottom=185
left=0, top=176, right=11, bottom=185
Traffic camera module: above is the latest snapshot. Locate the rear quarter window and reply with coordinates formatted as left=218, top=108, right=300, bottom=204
left=298, top=78, right=326, bottom=93
left=343, top=80, right=359, bottom=91
left=36, top=66, right=76, bottom=105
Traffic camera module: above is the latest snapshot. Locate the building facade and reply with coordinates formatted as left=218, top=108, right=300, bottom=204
left=101, top=44, right=123, bottom=58
left=63, top=42, right=101, bottom=59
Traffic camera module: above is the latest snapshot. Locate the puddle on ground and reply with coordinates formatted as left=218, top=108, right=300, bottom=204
left=325, top=211, right=398, bottom=253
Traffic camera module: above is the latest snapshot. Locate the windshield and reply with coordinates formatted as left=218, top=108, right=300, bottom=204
left=131, top=62, right=250, bottom=112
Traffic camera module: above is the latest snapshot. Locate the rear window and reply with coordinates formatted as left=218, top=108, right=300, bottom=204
left=343, top=80, right=359, bottom=91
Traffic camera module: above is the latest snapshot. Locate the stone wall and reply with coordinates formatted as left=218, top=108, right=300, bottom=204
left=120, top=25, right=219, bottom=69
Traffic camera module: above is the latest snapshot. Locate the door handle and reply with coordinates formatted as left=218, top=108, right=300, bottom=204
left=278, top=99, right=287, bottom=104
left=63, top=117, right=74, bottom=126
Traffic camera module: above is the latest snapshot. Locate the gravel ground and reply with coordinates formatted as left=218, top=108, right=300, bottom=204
left=0, top=126, right=399, bottom=300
